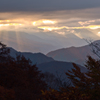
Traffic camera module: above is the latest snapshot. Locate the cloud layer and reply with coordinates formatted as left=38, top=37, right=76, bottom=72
left=0, top=0, right=100, bottom=12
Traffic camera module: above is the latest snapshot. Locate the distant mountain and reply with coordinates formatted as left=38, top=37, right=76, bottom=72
left=9, top=47, right=54, bottom=65
left=9, top=47, right=88, bottom=89
left=37, top=61, right=87, bottom=75
left=47, top=40, right=100, bottom=65
left=9, top=47, right=87, bottom=74
left=0, top=31, right=87, bottom=54
left=37, top=61, right=87, bottom=87
left=0, top=31, right=57, bottom=54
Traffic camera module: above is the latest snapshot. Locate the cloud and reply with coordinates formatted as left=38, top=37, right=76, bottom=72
left=0, top=7, right=100, bottom=22
left=32, top=20, right=56, bottom=26
left=0, top=0, right=100, bottom=12
left=37, top=25, right=100, bottom=31
left=78, top=20, right=96, bottom=25
left=0, top=7, right=100, bottom=41
left=78, top=19, right=100, bottom=26
left=97, top=32, right=100, bottom=36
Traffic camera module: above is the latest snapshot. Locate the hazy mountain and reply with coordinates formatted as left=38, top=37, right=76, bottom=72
left=33, top=32, right=88, bottom=49
left=0, top=31, right=87, bottom=54
left=0, top=31, right=57, bottom=54
left=37, top=61, right=87, bottom=75
left=47, top=40, right=100, bottom=65
left=9, top=47, right=54, bottom=65
left=9, top=47, right=87, bottom=74
left=37, top=61, right=87, bottom=87
left=9, top=47, right=88, bottom=88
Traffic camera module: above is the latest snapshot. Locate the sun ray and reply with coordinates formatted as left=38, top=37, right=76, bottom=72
left=0, top=27, right=1, bottom=41
left=15, top=29, right=22, bottom=51
left=3, top=31, right=8, bottom=44
left=0, top=31, right=5, bottom=43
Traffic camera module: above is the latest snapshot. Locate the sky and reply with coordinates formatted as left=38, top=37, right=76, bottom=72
left=0, top=0, right=100, bottom=54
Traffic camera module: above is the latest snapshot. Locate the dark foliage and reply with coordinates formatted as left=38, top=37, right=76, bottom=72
left=41, top=56, right=100, bottom=100
left=0, top=42, right=47, bottom=100
left=2, top=41, right=100, bottom=100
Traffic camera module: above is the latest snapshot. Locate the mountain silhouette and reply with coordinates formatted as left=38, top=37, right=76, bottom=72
left=8, top=47, right=54, bottom=65
left=47, top=40, right=100, bottom=65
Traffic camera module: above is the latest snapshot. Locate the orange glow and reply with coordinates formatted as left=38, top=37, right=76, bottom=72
left=42, top=20, right=55, bottom=24
left=38, top=25, right=100, bottom=31
left=0, top=19, right=23, bottom=28
left=0, top=23, right=23, bottom=27
left=32, top=20, right=56, bottom=26
left=38, top=27, right=60, bottom=31
left=97, top=32, right=100, bottom=36
left=88, top=25, right=100, bottom=29
left=6, top=20, right=10, bottom=22
left=32, top=22, right=36, bottom=26
left=0, top=24, right=9, bottom=27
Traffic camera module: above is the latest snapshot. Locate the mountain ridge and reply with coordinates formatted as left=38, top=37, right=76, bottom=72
left=8, top=47, right=54, bottom=65
left=7, top=46, right=88, bottom=87
left=47, top=40, right=100, bottom=65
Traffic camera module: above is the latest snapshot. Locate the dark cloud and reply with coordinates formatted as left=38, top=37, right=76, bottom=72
left=0, top=0, right=100, bottom=12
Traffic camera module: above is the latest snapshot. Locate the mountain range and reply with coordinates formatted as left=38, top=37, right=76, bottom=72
left=8, top=43, right=94, bottom=88
left=9, top=47, right=54, bottom=65
left=9, top=47, right=87, bottom=82
left=0, top=31, right=87, bottom=54
left=7, top=40, right=100, bottom=79
left=47, top=40, right=100, bottom=65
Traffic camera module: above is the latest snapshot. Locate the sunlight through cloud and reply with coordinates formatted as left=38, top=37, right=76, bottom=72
left=43, top=20, right=55, bottom=24
left=97, top=32, right=100, bottom=37
left=89, top=25, right=100, bottom=29
left=32, top=20, right=56, bottom=26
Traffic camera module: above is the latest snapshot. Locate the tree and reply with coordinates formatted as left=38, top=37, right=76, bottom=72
left=86, top=40, right=100, bottom=58
left=41, top=86, right=90, bottom=100
left=0, top=42, right=10, bottom=62
left=0, top=42, right=47, bottom=100
left=43, top=72, right=70, bottom=90
left=66, top=56, right=100, bottom=100
left=42, top=40, right=100, bottom=100
left=41, top=56, right=100, bottom=100
left=0, top=86, right=15, bottom=100
left=0, top=42, right=14, bottom=63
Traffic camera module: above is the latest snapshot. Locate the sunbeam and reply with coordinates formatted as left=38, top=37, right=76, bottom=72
left=15, top=30, right=22, bottom=51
